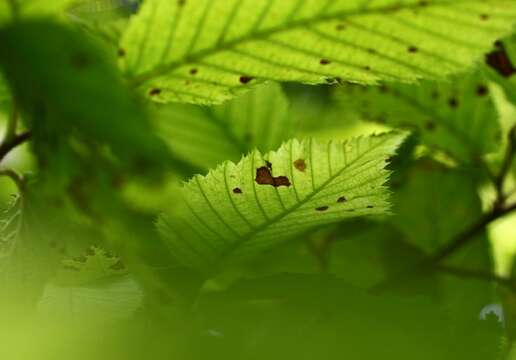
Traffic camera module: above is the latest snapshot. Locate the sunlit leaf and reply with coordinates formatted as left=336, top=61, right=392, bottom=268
left=121, top=0, right=516, bottom=104
left=158, top=132, right=405, bottom=271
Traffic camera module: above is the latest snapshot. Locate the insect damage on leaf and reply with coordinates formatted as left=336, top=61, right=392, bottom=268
left=486, top=41, right=516, bottom=78
left=255, top=166, right=291, bottom=187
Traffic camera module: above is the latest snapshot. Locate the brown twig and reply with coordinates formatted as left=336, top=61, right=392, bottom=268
left=437, top=265, right=516, bottom=292
left=0, top=168, right=24, bottom=192
left=0, top=131, right=32, bottom=163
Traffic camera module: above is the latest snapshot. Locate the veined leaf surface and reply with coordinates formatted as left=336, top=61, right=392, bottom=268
left=335, top=71, right=501, bottom=163
left=158, top=133, right=405, bottom=271
left=121, top=0, right=516, bottom=104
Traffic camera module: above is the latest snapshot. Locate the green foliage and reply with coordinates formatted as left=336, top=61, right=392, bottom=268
left=120, top=0, right=516, bottom=104
left=158, top=133, right=404, bottom=271
left=0, top=1, right=516, bottom=359
left=335, top=71, right=501, bottom=163
left=156, top=82, right=294, bottom=171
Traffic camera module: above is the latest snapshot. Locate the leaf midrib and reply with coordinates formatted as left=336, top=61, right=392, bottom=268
left=127, top=0, right=468, bottom=85
left=216, top=135, right=392, bottom=263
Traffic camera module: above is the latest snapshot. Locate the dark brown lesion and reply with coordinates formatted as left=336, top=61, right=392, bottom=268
left=255, top=166, right=291, bottom=187
left=486, top=41, right=516, bottom=78
left=293, top=159, right=306, bottom=172
left=233, top=187, right=243, bottom=194
left=315, top=206, right=329, bottom=212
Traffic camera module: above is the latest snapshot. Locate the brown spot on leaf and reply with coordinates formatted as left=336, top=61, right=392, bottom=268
left=476, top=84, right=488, bottom=96
left=117, top=48, right=126, bottom=57
left=190, top=68, right=198, bottom=75
left=448, top=97, right=459, bottom=108
left=255, top=167, right=291, bottom=187
left=240, top=76, right=254, bottom=84
left=316, top=206, right=329, bottom=212
left=480, top=14, right=489, bottom=21
left=149, top=88, right=162, bottom=96
left=366, top=205, right=374, bottom=209
left=364, top=66, right=371, bottom=71
left=233, top=187, right=242, bottom=194
left=408, top=46, right=418, bottom=53
left=486, top=43, right=516, bottom=78
left=320, top=59, right=331, bottom=65
left=293, top=159, right=306, bottom=172
left=337, top=196, right=347, bottom=203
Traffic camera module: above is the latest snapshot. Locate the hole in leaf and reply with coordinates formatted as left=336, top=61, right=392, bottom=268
left=255, top=167, right=291, bottom=187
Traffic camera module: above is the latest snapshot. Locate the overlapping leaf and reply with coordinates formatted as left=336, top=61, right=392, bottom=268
left=120, top=0, right=516, bottom=104
left=0, top=0, right=74, bottom=24
left=335, top=71, right=500, bottom=163
left=158, top=133, right=405, bottom=271
left=156, top=82, right=294, bottom=171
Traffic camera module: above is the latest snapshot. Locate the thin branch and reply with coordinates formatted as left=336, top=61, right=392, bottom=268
left=494, top=125, right=516, bottom=206
left=0, top=130, right=32, bottom=163
left=373, top=202, right=516, bottom=293
left=425, top=202, right=516, bottom=266
left=437, top=265, right=516, bottom=292
left=0, top=168, right=24, bottom=192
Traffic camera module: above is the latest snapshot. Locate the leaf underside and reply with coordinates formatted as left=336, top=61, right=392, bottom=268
left=156, top=82, right=294, bottom=170
left=335, top=71, right=500, bottom=163
left=121, top=0, right=516, bottom=104
left=158, top=133, right=405, bottom=271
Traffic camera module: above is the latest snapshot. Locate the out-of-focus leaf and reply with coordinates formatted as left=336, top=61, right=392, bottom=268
left=0, top=0, right=74, bottom=24
left=157, top=82, right=294, bottom=171
left=189, top=274, right=502, bottom=360
left=0, top=20, right=172, bottom=182
left=391, top=159, right=493, bottom=321
left=335, top=71, right=501, bottom=164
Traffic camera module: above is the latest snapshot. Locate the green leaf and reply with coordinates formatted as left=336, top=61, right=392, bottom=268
left=0, top=20, right=172, bottom=180
left=391, top=159, right=493, bottom=322
left=335, top=71, right=501, bottom=163
left=0, top=0, right=74, bottom=24
left=55, top=246, right=127, bottom=287
left=157, top=82, right=294, bottom=171
left=120, top=0, right=516, bottom=104
left=158, top=132, right=405, bottom=271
